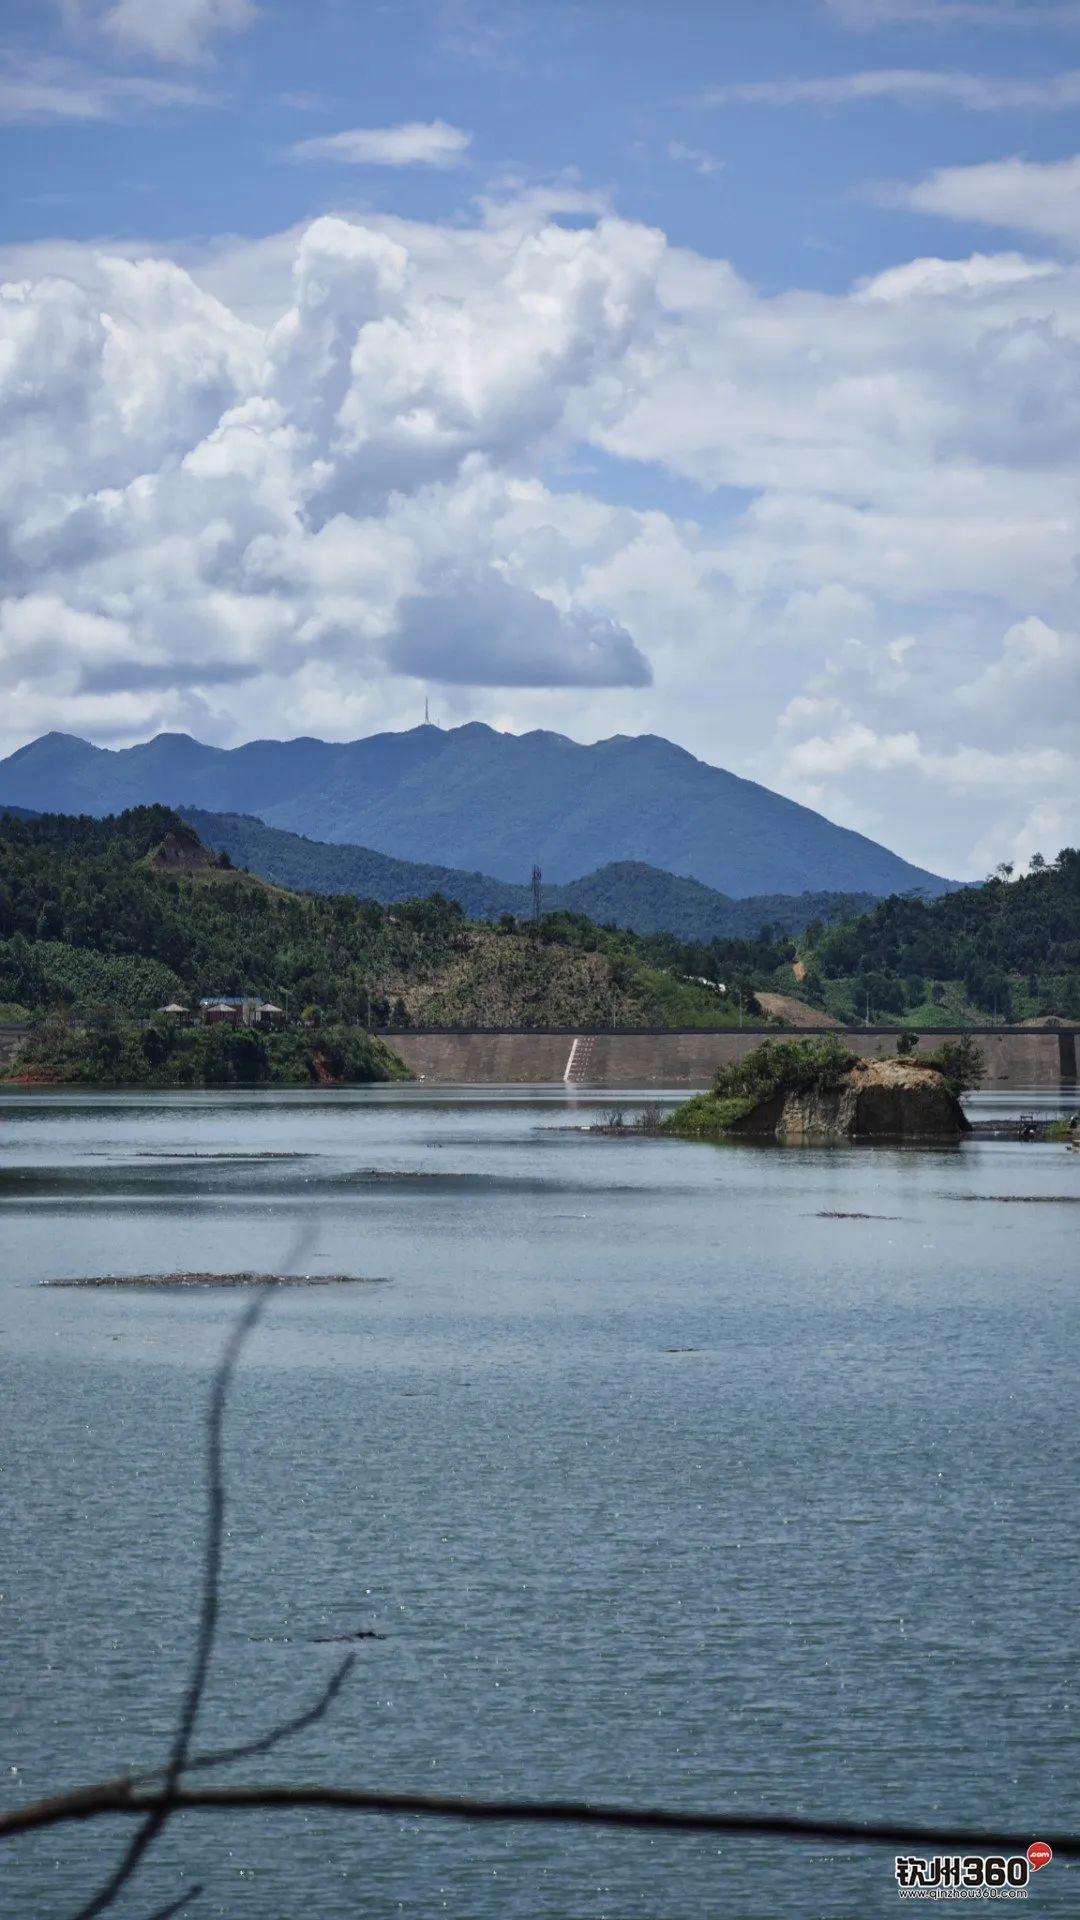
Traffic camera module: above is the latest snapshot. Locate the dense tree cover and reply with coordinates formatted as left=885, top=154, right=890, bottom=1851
left=0, top=808, right=740, bottom=1030
left=0, top=936, right=182, bottom=1012
left=710, top=1036, right=859, bottom=1101
left=15, top=1011, right=406, bottom=1087
left=0, top=808, right=482, bottom=1021
left=812, top=851, right=1080, bottom=1021
left=2, top=810, right=1076, bottom=1037
left=922, top=1036, right=986, bottom=1097
left=633, top=925, right=798, bottom=1006
left=180, top=807, right=875, bottom=941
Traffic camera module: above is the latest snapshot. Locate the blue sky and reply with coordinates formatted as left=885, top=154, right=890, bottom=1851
left=1, top=0, right=1078, bottom=875
left=6, top=0, right=1080, bottom=283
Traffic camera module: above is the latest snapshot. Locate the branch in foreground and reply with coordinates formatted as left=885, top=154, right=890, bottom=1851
left=4, top=1780, right=1078, bottom=1859
left=143, top=1889, right=203, bottom=1920
left=141, top=1650, right=357, bottom=1779
left=68, top=1288, right=273, bottom=1920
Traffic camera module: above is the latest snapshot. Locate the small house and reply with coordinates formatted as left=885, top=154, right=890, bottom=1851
left=201, top=1000, right=242, bottom=1026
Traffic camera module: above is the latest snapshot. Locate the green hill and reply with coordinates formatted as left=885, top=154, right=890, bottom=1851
left=5, top=809, right=1070, bottom=1082
left=805, top=851, right=1080, bottom=1025
left=0, top=808, right=758, bottom=1055
left=178, top=807, right=876, bottom=941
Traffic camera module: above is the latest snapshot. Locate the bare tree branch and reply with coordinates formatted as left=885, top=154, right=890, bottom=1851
left=175, top=1652, right=357, bottom=1777
left=142, top=1886, right=203, bottom=1919
left=4, top=1780, right=1078, bottom=1858
left=69, top=1286, right=274, bottom=1920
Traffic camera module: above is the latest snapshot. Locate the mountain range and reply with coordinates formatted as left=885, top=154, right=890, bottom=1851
left=0, top=724, right=950, bottom=899
left=178, top=809, right=878, bottom=940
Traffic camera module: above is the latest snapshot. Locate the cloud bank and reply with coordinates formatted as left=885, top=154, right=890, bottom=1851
left=705, top=68, right=1080, bottom=110
left=97, top=0, right=256, bottom=64
left=0, top=183, right=1077, bottom=875
left=0, top=54, right=215, bottom=122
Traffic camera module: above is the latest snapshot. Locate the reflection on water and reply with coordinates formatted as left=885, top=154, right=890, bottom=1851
left=2, top=1085, right=1078, bottom=1917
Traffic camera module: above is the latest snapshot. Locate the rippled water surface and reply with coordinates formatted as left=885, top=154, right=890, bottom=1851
left=2, top=1085, right=1078, bottom=1917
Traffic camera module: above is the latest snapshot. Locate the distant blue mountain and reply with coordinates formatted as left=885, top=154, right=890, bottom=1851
left=0, top=724, right=951, bottom=899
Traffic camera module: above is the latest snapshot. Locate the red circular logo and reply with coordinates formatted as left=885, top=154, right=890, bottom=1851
left=1027, top=1842, right=1052, bottom=1872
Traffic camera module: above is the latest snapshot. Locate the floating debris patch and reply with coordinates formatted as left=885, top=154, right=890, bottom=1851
left=310, top=1629, right=388, bottom=1643
left=939, top=1194, right=1080, bottom=1205
left=43, top=1272, right=392, bottom=1288
left=815, top=1211, right=901, bottom=1220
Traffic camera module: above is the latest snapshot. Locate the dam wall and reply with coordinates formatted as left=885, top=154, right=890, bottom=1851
left=382, top=1028, right=1075, bottom=1090
left=0, top=1021, right=1069, bottom=1090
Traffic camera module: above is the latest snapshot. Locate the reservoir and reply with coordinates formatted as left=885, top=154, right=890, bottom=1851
left=2, top=1085, right=1077, bottom=1916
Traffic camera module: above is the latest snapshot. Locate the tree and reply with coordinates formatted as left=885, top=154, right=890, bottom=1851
left=141, top=1023, right=173, bottom=1070
left=226, top=1025, right=270, bottom=1082
left=927, top=1036, right=985, bottom=1096
left=85, top=1004, right=125, bottom=1073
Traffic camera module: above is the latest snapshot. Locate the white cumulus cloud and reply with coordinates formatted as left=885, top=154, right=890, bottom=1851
left=99, top=0, right=256, bottom=64
left=289, top=121, right=473, bottom=168
left=0, top=195, right=1078, bottom=875
left=893, top=154, right=1080, bottom=248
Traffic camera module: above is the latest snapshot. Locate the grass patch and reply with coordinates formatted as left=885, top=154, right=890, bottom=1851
left=661, top=1092, right=755, bottom=1138
left=630, top=965, right=741, bottom=1028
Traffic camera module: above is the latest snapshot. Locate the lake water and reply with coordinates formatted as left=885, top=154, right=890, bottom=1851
left=2, top=1085, right=1078, bottom=1918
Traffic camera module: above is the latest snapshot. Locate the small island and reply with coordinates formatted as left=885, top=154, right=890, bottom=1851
left=663, top=1037, right=972, bottom=1145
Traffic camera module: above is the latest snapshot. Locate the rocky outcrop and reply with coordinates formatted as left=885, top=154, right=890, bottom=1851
left=730, top=1057, right=969, bottom=1143
left=147, top=827, right=213, bottom=872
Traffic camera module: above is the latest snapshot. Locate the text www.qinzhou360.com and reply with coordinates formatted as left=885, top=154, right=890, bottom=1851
left=895, top=1847, right=1054, bottom=1898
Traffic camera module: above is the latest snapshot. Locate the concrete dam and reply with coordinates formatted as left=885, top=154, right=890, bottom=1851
left=381, top=1028, right=1077, bottom=1090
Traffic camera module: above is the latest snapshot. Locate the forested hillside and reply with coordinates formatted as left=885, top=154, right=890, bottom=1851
left=806, top=851, right=1080, bottom=1025
left=2, top=811, right=1075, bottom=1049
left=179, top=807, right=876, bottom=940
left=0, top=807, right=747, bottom=1032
